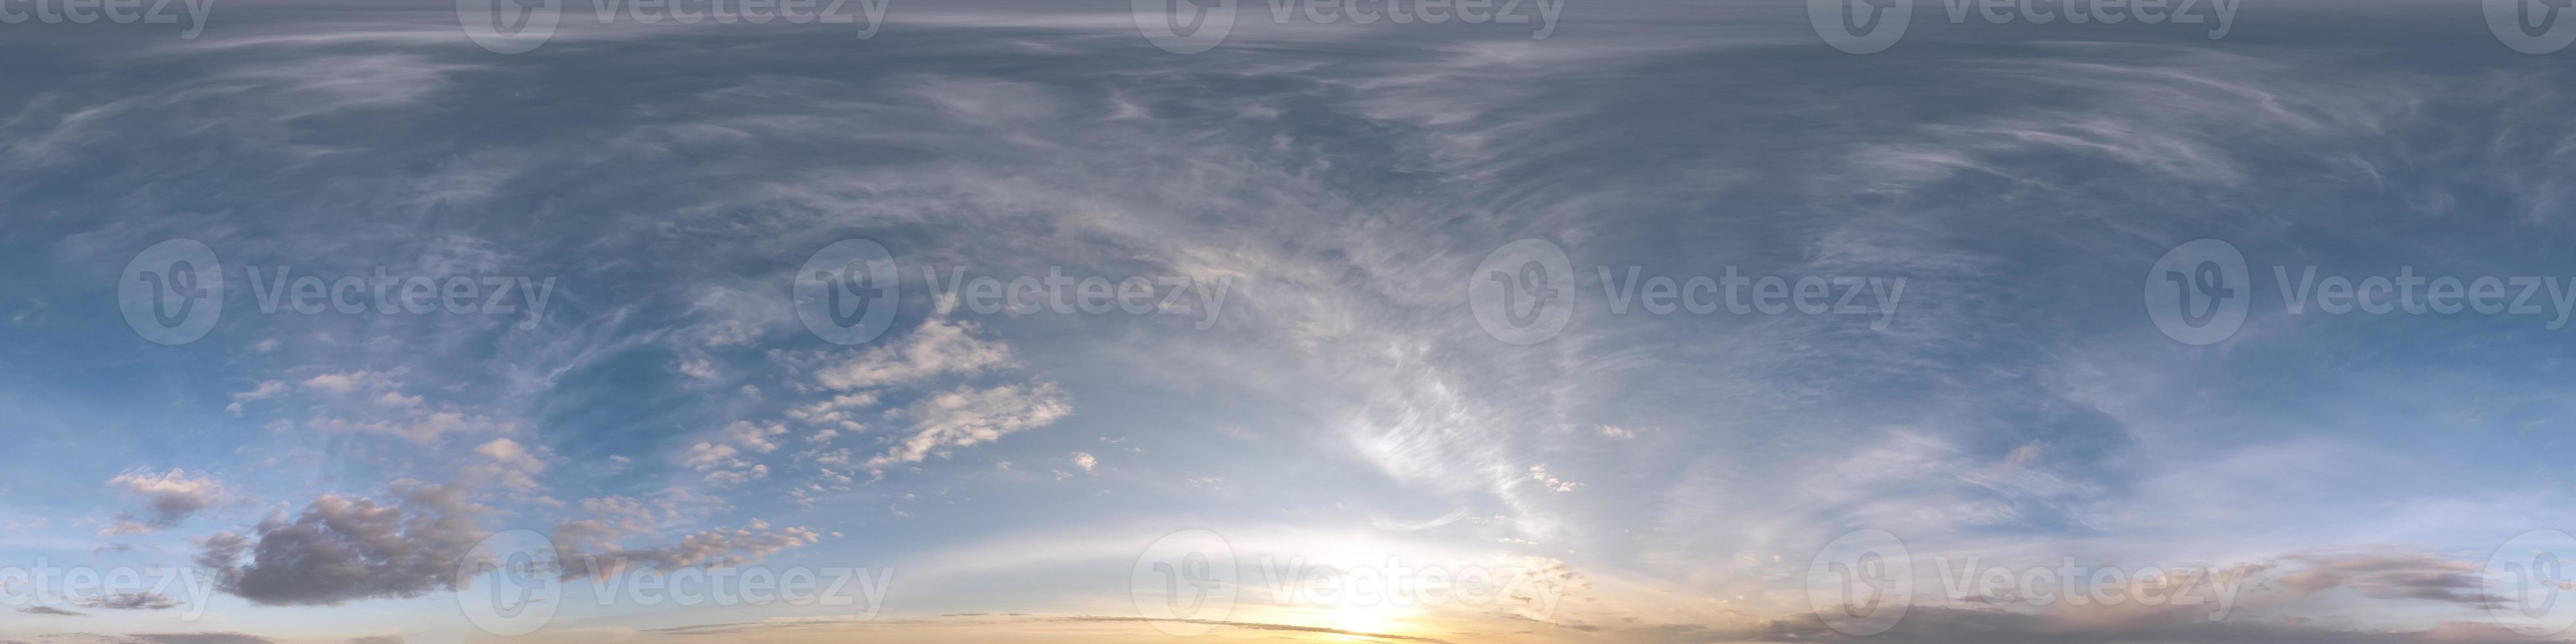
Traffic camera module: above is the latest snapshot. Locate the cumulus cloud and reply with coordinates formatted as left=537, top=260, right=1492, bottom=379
left=1528, top=465, right=1578, bottom=492
left=227, top=380, right=288, bottom=415
left=788, top=392, right=879, bottom=432
left=466, top=438, right=551, bottom=492
left=721, top=421, right=788, bottom=453
left=816, top=318, right=1013, bottom=390
left=197, top=482, right=487, bottom=606
left=683, top=442, right=769, bottom=486
left=101, top=468, right=226, bottom=534
left=865, top=384, right=1072, bottom=477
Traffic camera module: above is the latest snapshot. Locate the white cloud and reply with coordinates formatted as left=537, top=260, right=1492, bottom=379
left=683, top=442, right=768, bottom=486
left=469, top=438, right=550, bottom=492
left=299, top=370, right=399, bottom=394
left=865, top=384, right=1072, bottom=477
left=816, top=318, right=1013, bottom=390
left=721, top=421, right=787, bottom=453
left=231, top=380, right=287, bottom=402
left=1529, top=465, right=1579, bottom=493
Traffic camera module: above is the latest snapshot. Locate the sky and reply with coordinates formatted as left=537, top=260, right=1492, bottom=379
left=9, top=0, right=2576, bottom=643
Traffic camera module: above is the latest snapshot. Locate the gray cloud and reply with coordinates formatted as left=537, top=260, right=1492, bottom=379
left=198, top=482, right=486, bottom=606
left=115, top=634, right=278, bottom=644
left=100, top=469, right=227, bottom=535
left=2273, top=550, right=2510, bottom=609
left=72, top=592, right=180, bottom=610
left=16, top=606, right=85, bottom=616
left=550, top=520, right=821, bottom=581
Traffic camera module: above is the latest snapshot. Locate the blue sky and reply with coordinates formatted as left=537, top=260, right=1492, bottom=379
left=7, top=1, right=2576, bottom=643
